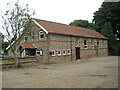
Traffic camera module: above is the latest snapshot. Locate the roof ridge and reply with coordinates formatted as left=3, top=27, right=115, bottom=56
left=33, top=18, right=71, bottom=27
left=33, top=18, right=93, bottom=31
left=33, top=18, right=108, bottom=39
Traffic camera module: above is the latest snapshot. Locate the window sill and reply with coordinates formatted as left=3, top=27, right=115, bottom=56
left=39, top=38, right=44, bottom=40
left=67, top=54, right=71, bottom=55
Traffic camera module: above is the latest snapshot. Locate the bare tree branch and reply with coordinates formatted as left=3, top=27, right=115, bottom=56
left=1, top=0, right=35, bottom=67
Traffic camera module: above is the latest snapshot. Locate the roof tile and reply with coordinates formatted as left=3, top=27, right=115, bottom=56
left=34, top=18, right=108, bottom=39
left=21, top=43, right=37, bottom=49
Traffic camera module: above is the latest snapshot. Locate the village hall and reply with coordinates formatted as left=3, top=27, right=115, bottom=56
left=7, top=18, right=108, bottom=63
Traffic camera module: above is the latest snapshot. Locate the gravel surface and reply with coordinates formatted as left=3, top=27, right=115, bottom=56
left=1, top=56, right=118, bottom=88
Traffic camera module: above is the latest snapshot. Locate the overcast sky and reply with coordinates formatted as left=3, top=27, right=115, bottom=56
left=0, top=0, right=105, bottom=34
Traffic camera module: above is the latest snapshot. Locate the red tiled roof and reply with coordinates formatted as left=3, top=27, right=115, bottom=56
left=21, top=43, right=37, bottom=49
left=33, top=18, right=108, bottom=39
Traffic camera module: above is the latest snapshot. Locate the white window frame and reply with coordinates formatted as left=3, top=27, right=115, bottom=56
left=84, top=40, right=88, bottom=49
left=24, top=36, right=27, bottom=42
left=57, top=50, right=61, bottom=56
left=62, top=49, right=66, bottom=55
left=97, top=40, right=100, bottom=48
left=36, top=50, right=43, bottom=56
left=51, top=50, right=55, bottom=56
left=39, top=31, right=44, bottom=40
left=67, top=49, right=71, bottom=55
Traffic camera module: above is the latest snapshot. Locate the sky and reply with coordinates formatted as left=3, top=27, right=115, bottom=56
left=0, top=0, right=105, bottom=34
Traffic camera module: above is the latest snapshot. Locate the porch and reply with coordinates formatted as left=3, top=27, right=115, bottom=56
left=19, top=43, right=37, bottom=56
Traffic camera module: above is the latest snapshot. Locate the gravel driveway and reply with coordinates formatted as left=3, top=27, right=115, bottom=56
left=1, top=56, right=118, bottom=88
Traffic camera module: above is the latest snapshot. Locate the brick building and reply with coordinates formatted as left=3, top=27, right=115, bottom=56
left=7, top=18, right=108, bottom=63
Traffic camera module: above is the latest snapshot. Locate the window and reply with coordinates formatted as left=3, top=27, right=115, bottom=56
left=67, top=49, right=71, bottom=55
left=84, top=40, right=88, bottom=49
left=51, top=50, right=55, bottom=56
left=24, top=36, right=27, bottom=42
left=57, top=50, right=61, bottom=56
left=97, top=40, right=100, bottom=48
left=39, top=31, right=44, bottom=40
left=91, top=40, right=94, bottom=49
left=62, top=49, right=66, bottom=55
left=36, top=50, right=43, bottom=56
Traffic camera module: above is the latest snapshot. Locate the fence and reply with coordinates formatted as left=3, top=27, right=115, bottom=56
left=0, top=56, right=37, bottom=68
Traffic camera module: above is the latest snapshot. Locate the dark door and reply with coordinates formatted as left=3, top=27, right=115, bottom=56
left=76, top=47, right=80, bottom=59
left=26, top=49, right=36, bottom=56
left=29, top=49, right=36, bottom=56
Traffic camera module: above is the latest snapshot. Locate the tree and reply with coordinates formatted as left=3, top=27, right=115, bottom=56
left=1, top=0, right=35, bottom=67
left=93, top=2, right=120, bottom=42
left=101, top=22, right=118, bottom=55
left=0, top=33, right=9, bottom=52
left=69, top=19, right=95, bottom=30
left=93, top=2, right=120, bottom=55
left=0, top=33, right=2, bottom=51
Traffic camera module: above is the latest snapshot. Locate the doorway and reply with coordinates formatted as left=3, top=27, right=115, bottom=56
left=75, top=47, right=80, bottom=59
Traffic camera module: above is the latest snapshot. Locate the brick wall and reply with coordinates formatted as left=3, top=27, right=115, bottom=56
left=7, top=22, right=108, bottom=64
left=48, top=34, right=108, bottom=62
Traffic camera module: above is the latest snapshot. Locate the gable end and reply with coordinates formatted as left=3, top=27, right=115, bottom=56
left=32, top=19, right=48, bottom=34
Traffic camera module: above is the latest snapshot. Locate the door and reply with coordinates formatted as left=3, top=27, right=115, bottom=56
left=29, top=49, right=36, bottom=56
left=76, top=47, right=80, bottom=59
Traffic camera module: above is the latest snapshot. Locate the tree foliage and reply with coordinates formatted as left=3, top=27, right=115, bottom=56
left=93, top=2, right=120, bottom=42
left=2, top=0, right=35, bottom=43
left=0, top=33, right=2, bottom=51
left=101, top=22, right=117, bottom=55
left=0, top=33, right=9, bottom=52
left=1, top=0, right=35, bottom=67
left=69, top=19, right=95, bottom=30
left=93, top=2, right=119, bottom=55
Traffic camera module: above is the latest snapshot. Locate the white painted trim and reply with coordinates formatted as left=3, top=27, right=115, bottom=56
left=67, top=49, right=71, bottom=55
left=39, top=31, right=44, bottom=40
left=36, top=50, right=40, bottom=56
left=22, top=49, right=26, bottom=56
left=57, top=50, right=61, bottom=56
left=6, top=41, right=15, bottom=50
left=36, top=50, right=43, bottom=56
left=51, top=50, right=55, bottom=56
left=84, top=40, right=88, bottom=49
left=62, top=49, right=66, bottom=55
left=97, top=40, right=100, bottom=48
left=33, top=44, right=37, bottom=48
left=32, top=19, right=48, bottom=34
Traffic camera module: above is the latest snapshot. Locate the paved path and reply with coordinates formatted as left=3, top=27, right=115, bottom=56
left=2, top=56, right=118, bottom=88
